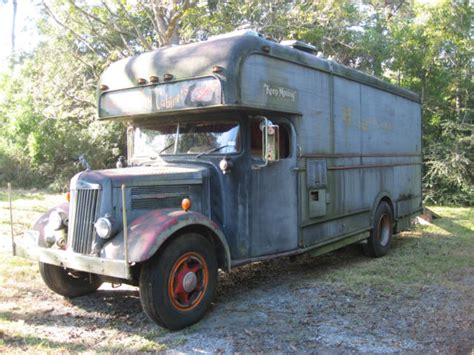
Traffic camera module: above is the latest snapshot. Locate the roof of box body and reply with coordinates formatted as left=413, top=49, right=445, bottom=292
left=99, top=31, right=420, bottom=104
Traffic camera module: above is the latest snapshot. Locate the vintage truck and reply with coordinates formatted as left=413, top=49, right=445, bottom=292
left=13, top=30, right=422, bottom=330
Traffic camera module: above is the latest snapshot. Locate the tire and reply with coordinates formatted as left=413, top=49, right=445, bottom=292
left=39, top=262, right=102, bottom=298
left=363, top=201, right=393, bottom=258
left=139, top=233, right=218, bottom=330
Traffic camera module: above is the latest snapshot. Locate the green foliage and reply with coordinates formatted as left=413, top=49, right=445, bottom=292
left=0, top=66, right=125, bottom=189
left=0, top=1, right=131, bottom=190
left=183, top=0, right=472, bottom=205
left=0, top=0, right=471, bottom=204
left=387, top=0, right=473, bottom=205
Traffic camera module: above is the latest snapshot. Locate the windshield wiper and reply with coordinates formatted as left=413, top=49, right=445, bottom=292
left=137, top=144, right=171, bottom=166
left=158, top=142, right=175, bottom=155
left=195, top=145, right=229, bottom=158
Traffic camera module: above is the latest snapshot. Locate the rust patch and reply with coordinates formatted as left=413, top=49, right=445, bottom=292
left=122, top=209, right=228, bottom=264
left=343, top=107, right=352, bottom=126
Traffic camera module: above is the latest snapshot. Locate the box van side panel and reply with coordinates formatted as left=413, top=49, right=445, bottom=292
left=333, top=77, right=362, bottom=155
left=360, top=85, right=421, bottom=156
left=240, top=53, right=421, bottom=251
left=330, top=77, right=364, bottom=216
left=359, top=85, right=422, bottom=217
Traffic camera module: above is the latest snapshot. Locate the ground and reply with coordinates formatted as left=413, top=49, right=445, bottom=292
left=0, top=189, right=473, bottom=353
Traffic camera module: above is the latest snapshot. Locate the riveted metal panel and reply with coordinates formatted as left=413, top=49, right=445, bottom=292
left=360, top=85, right=421, bottom=156
left=241, top=54, right=332, bottom=154
left=333, top=77, right=362, bottom=154
left=397, top=196, right=422, bottom=218
left=302, top=210, right=371, bottom=247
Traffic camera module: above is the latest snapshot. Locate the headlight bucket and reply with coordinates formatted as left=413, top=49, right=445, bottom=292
left=94, top=217, right=115, bottom=239
left=48, top=210, right=66, bottom=231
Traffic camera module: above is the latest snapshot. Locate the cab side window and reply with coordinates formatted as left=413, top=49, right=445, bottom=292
left=250, top=120, right=291, bottom=159
left=279, top=124, right=290, bottom=158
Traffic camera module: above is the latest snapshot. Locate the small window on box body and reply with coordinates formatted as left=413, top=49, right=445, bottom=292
left=250, top=120, right=290, bottom=159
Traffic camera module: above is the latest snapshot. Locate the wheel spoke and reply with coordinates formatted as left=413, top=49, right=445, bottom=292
left=173, top=267, right=187, bottom=295
left=175, top=290, right=189, bottom=304
left=174, top=282, right=185, bottom=296
left=189, top=264, right=202, bottom=274
left=183, top=259, right=194, bottom=273
left=182, top=291, right=190, bottom=304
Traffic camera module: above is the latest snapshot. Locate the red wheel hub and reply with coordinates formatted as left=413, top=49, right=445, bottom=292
left=168, top=252, right=208, bottom=311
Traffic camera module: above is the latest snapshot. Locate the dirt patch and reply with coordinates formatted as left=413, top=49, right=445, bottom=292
left=1, top=194, right=473, bottom=353
left=1, top=246, right=473, bottom=353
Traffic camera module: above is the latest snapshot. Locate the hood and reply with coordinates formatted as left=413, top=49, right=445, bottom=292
left=71, top=163, right=208, bottom=189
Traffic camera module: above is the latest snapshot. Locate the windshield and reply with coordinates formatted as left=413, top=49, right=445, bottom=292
left=133, top=120, right=240, bottom=158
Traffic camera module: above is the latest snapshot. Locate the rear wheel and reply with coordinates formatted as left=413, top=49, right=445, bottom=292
left=363, top=201, right=393, bottom=257
left=139, top=233, right=217, bottom=330
left=39, top=262, right=102, bottom=297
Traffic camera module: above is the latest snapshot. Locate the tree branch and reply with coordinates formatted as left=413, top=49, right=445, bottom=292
left=64, top=91, right=96, bottom=108
left=41, top=0, right=101, bottom=56
left=113, top=0, right=153, bottom=50
left=67, top=0, right=109, bottom=27
left=71, top=51, right=101, bottom=79
left=98, top=0, right=136, bottom=55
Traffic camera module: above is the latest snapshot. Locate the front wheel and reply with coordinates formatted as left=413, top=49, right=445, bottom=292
left=363, top=201, right=393, bottom=258
left=139, top=233, right=218, bottom=330
left=39, top=262, right=102, bottom=297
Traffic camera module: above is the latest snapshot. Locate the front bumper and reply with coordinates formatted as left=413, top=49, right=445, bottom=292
left=14, top=232, right=130, bottom=279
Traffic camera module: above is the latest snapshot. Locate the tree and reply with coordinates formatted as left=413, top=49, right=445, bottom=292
left=0, top=0, right=471, bottom=204
left=144, top=0, right=198, bottom=46
left=11, top=0, right=17, bottom=52
left=0, top=0, right=18, bottom=53
left=387, top=0, right=473, bottom=204
left=0, top=0, right=209, bottom=189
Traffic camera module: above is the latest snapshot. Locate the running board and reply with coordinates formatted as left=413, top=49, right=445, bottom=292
left=308, top=231, right=369, bottom=258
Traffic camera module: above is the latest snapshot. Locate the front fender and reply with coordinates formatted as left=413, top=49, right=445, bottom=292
left=101, top=209, right=231, bottom=271
left=31, top=203, right=69, bottom=247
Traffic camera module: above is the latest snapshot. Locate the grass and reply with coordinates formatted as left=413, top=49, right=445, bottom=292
left=0, top=189, right=472, bottom=352
left=0, top=189, right=171, bottom=353
left=0, top=324, right=168, bottom=353
left=318, top=206, right=473, bottom=293
left=0, top=188, right=63, bottom=239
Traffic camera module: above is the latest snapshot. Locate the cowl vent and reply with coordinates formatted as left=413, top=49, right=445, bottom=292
left=280, top=40, right=316, bottom=54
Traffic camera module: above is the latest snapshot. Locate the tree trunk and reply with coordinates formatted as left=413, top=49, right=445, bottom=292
left=11, top=0, right=17, bottom=53
left=148, top=0, right=196, bottom=47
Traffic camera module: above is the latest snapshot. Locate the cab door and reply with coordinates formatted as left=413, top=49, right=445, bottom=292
left=249, top=117, right=298, bottom=256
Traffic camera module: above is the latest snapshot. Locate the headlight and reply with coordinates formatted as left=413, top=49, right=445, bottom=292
left=48, top=211, right=64, bottom=231
left=94, top=217, right=113, bottom=239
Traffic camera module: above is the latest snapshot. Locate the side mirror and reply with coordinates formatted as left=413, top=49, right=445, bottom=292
left=116, top=156, right=127, bottom=169
left=253, top=117, right=279, bottom=169
left=261, top=119, right=280, bottom=163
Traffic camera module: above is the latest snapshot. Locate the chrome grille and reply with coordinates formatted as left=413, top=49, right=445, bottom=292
left=69, top=188, right=101, bottom=254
